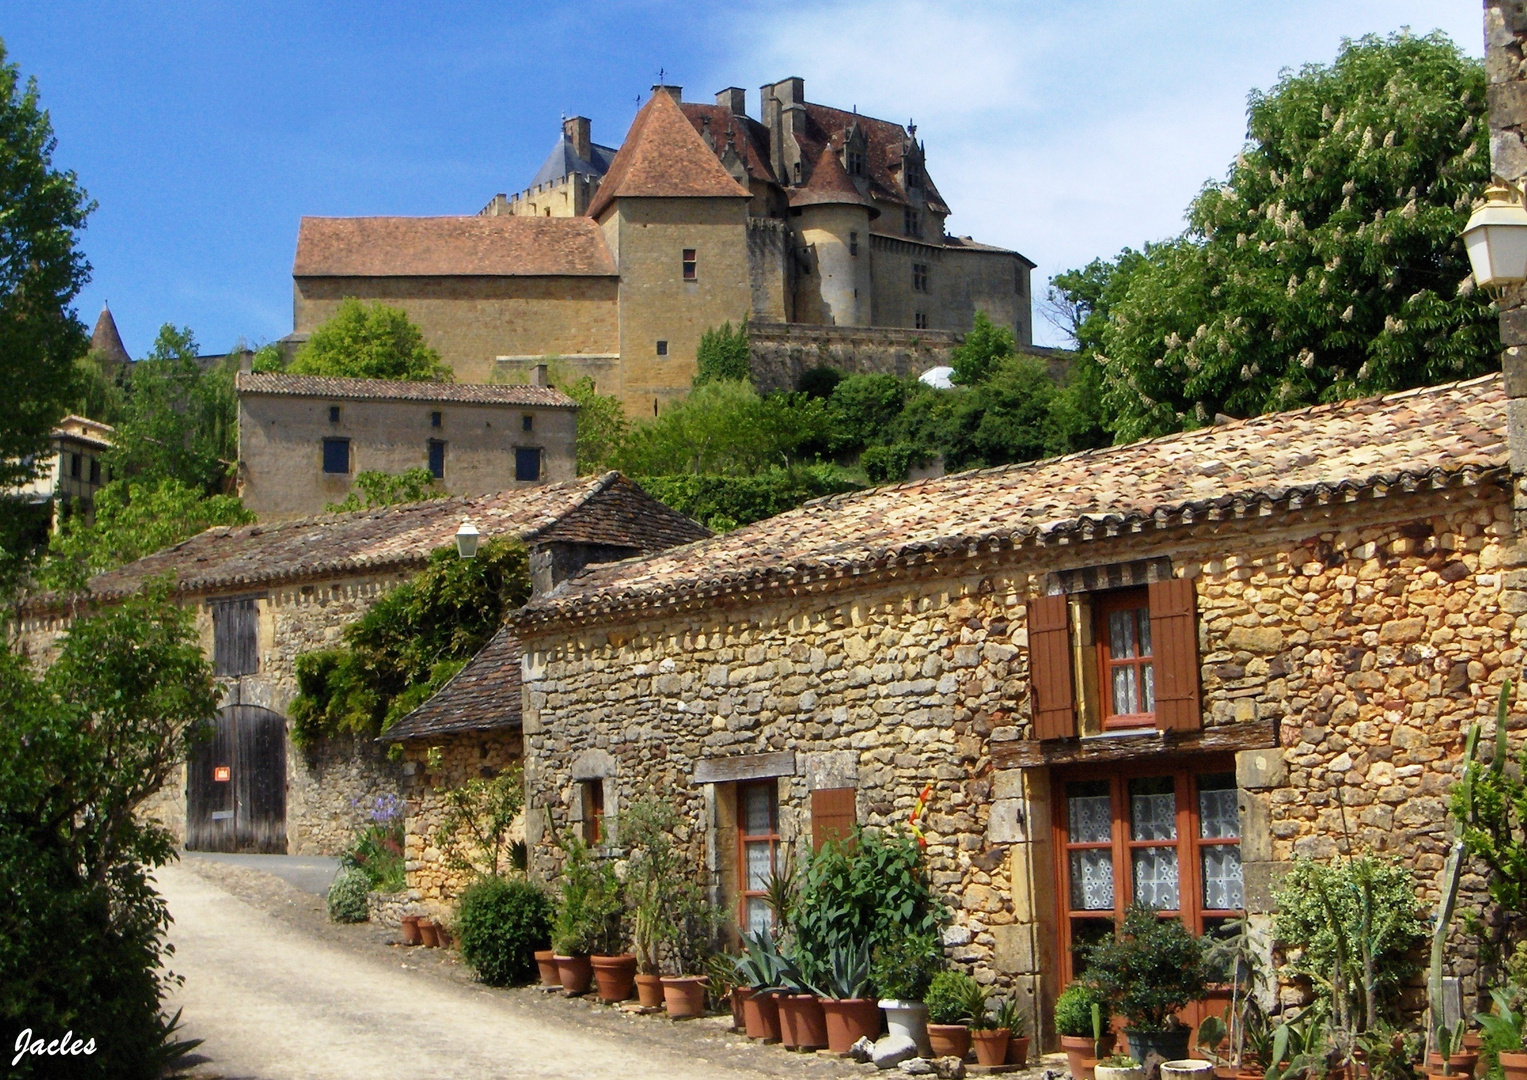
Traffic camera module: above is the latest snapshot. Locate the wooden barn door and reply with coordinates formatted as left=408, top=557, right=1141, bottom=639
left=187, top=705, right=288, bottom=853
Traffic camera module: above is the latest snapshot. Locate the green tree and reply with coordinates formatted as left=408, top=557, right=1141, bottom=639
left=941, top=355, right=1072, bottom=470
left=70, top=349, right=127, bottom=424
left=949, top=311, right=1016, bottom=385
left=613, top=380, right=830, bottom=476
left=323, top=468, right=444, bottom=513
left=39, top=477, right=253, bottom=592
left=0, top=582, right=216, bottom=1078
left=107, top=326, right=239, bottom=493
left=561, top=376, right=630, bottom=474
left=1053, top=31, right=1498, bottom=442
left=250, top=342, right=285, bottom=373
left=290, top=298, right=451, bottom=381
left=693, top=320, right=751, bottom=385
left=635, top=465, right=860, bottom=532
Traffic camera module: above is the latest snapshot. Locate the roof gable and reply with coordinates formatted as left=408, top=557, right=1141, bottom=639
left=587, top=91, right=751, bottom=219
left=294, top=215, right=617, bottom=278
left=791, top=143, right=876, bottom=212
left=384, top=627, right=522, bottom=741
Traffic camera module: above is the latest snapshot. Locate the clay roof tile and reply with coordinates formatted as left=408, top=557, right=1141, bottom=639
left=293, top=215, right=616, bottom=278
left=587, top=91, right=751, bottom=219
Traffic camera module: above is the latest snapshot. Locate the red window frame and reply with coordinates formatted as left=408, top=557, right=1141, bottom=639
left=737, top=780, right=780, bottom=931
left=1095, top=588, right=1155, bottom=730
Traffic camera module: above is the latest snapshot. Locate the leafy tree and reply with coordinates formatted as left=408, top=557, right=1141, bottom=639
left=693, top=319, right=750, bottom=385
left=1053, top=31, right=1498, bottom=442
left=940, top=355, right=1078, bottom=470
left=323, top=468, right=444, bottom=513
left=70, top=349, right=127, bottom=424
left=613, top=380, right=830, bottom=476
left=108, top=325, right=238, bottom=493
left=560, top=376, right=629, bottom=474
left=635, top=465, right=859, bottom=532
left=0, top=41, right=94, bottom=515
left=290, top=298, right=451, bottom=381
left=250, top=342, right=285, bottom=373
left=0, top=582, right=216, bottom=1078
left=289, top=538, right=531, bottom=742
left=949, top=311, right=1016, bottom=385
left=433, top=767, right=525, bottom=879
left=38, top=478, right=253, bottom=592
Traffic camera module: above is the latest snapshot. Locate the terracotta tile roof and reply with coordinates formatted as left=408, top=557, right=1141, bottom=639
left=384, top=627, right=522, bottom=741
left=678, top=103, right=779, bottom=186
left=293, top=215, right=616, bottom=277
left=587, top=90, right=751, bottom=219
left=789, top=144, right=877, bottom=214
left=800, top=104, right=950, bottom=215
left=27, top=473, right=709, bottom=611
left=517, top=374, right=1508, bottom=630
left=236, top=372, right=576, bottom=408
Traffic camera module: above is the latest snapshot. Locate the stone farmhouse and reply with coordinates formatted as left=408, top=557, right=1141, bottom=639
left=235, top=371, right=578, bottom=520
left=292, top=81, right=1039, bottom=416
left=497, top=372, right=1512, bottom=1045
left=14, top=414, right=116, bottom=527
left=13, top=473, right=709, bottom=856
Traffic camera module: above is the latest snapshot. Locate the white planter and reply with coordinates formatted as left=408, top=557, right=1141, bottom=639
left=1095, top=1065, right=1145, bottom=1080
left=1160, top=1061, right=1215, bottom=1080
left=879, top=999, right=932, bottom=1057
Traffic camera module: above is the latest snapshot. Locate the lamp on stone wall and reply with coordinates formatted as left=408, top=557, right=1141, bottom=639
left=1464, top=176, right=1527, bottom=293
left=455, top=519, right=480, bottom=559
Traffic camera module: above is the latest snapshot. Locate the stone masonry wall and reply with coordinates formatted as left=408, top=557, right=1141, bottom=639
left=519, top=483, right=1519, bottom=1038
left=747, top=320, right=960, bottom=394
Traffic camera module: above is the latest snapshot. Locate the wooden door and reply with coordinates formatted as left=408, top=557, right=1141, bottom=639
left=187, top=705, right=288, bottom=852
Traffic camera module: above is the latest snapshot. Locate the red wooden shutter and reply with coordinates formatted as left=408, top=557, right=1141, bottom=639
left=1148, top=577, right=1202, bottom=731
left=810, top=788, right=857, bottom=852
left=1026, top=594, right=1075, bottom=740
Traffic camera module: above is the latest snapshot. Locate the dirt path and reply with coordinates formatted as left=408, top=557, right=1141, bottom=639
left=161, top=859, right=869, bottom=1080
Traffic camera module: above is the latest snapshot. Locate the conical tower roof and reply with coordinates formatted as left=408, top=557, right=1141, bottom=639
left=89, top=304, right=131, bottom=367
left=587, top=89, right=751, bottom=219
left=789, top=144, right=877, bottom=216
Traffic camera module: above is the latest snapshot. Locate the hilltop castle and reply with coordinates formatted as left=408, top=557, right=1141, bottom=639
left=293, top=80, right=1035, bottom=415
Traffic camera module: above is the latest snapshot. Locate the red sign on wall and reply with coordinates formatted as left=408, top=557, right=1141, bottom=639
left=214, top=765, right=231, bottom=782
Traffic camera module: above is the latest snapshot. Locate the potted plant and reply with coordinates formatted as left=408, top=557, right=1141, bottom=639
left=1199, top=919, right=1270, bottom=1080
left=551, top=836, right=620, bottom=996
left=777, top=940, right=829, bottom=1051
left=658, top=882, right=717, bottom=1019
left=418, top=917, right=439, bottom=948
left=926, top=969, right=985, bottom=1060
left=874, top=931, right=943, bottom=1057
left=1428, top=1021, right=1478, bottom=1080
left=1058, top=982, right=1117, bottom=1080
left=971, top=992, right=1012, bottom=1068
left=534, top=948, right=560, bottom=987
left=400, top=913, right=422, bottom=946
left=735, top=929, right=787, bottom=1042
left=816, top=939, right=882, bottom=1054
left=1478, top=989, right=1527, bottom=1080
left=622, top=796, right=677, bottom=1009
left=1096, top=1054, right=1145, bottom=1080
left=993, top=995, right=1030, bottom=1066
left=1087, top=904, right=1211, bottom=1066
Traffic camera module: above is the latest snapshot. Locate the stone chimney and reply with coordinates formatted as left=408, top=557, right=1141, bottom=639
left=563, top=116, right=592, bottom=161
left=1486, top=3, right=1527, bottom=502
left=716, top=87, right=747, bottom=115
left=652, top=84, right=682, bottom=103
left=531, top=363, right=549, bottom=387
left=764, top=77, right=808, bottom=186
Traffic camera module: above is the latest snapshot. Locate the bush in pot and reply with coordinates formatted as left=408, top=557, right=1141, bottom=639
left=1086, top=904, right=1211, bottom=1065
left=455, top=875, right=553, bottom=986
left=658, top=880, right=721, bottom=1019
left=874, top=931, right=943, bottom=1056
left=1057, top=981, right=1116, bottom=1080
left=925, top=969, right=985, bottom=1061
left=1478, top=989, right=1527, bottom=1080
left=1096, top=1053, right=1145, bottom=1080
left=551, top=836, right=621, bottom=996
left=971, top=993, right=1017, bottom=1068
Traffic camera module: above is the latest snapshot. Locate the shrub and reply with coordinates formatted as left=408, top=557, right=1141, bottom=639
left=1055, top=981, right=1110, bottom=1038
left=872, top=931, right=945, bottom=1002
left=635, top=465, right=860, bottom=530
left=456, top=876, right=554, bottom=986
left=926, top=969, right=984, bottom=1025
left=341, top=794, right=406, bottom=893
left=327, top=868, right=371, bottom=923
left=694, top=319, right=750, bottom=384
left=551, top=836, right=622, bottom=956
left=1086, top=903, right=1211, bottom=1032
left=290, top=297, right=451, bottom=381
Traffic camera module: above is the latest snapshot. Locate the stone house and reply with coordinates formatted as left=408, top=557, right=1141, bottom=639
left=510, top=373, right=1514, bottom=1043
left=294, top=82, right=1037, bottom=416
left=235, top=371, right=578, bottom=520
left=13, top=414, right=116, bottom=527
left=12, top=473, right=709, bottom=856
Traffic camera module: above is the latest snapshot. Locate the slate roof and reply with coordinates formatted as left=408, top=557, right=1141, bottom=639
left=26, top=473, right=709, bottom=611
left=587, top=90, right=752, bottom=219
left=384, top=627, right=522, bottom=741
left=516, top=374, right=1508, bottom=630
left=293, top=215, right=617, bottom=277
left=89, top=304, right=131, bottom=367
left=529, top=134, right=618, bottom=187
left=236, top=372, right=576, bottom=408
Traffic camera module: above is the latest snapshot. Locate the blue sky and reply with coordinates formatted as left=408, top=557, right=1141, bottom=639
left=0, top=1, right=1485, bottom=355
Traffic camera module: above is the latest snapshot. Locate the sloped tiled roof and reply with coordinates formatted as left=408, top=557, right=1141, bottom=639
left=587, top=90, right=752, bottom=219
left=801, top=104, right=949, bottom=215
left=385, top=627, right=523, bottom=741
left=26, top=474, right=709, bottom=611
left=789, top=144, right=877, bottom=213
left=236, top=372, right=576, bottom=409
left=294, top=215, right=617, bottom=277
left=678, top=102, right=779, bottom=186
left=517, top=374, right=1508, bottom=630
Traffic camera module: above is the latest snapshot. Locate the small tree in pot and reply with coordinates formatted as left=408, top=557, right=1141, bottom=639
left=874, top=932, right=944, bottom=1056
left=550, top=836, right=621, bottom=996
left=926, top=969, right=987, bottom=1061
left=1086, top=904, right=1211, bottom=1071
left=1058, top=981, right=1117, bottom=1080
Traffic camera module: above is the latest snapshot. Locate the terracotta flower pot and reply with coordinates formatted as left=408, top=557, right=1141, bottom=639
left=1063, top=1033, right=1116, bottom=1080
left=417, top=918, right=439, bottom=948
left=730, top=986, right=752, bottom=1032
left=928, top=1023, right=972, bottom=1061
left=785, top=994, right=828, bottom=1051
left=1427, top=1052, right=1479, bottom=1080
left=1007, top=1034, right=1031, bottom=1065
left=590, top=954, right=637, bottom=1003
left=1498, top=1051, right=1527, bottom=1080
left=661, top=975, right=708, bottom=1019
left=821, top=998, right=882, bottom=1053
left=433, top=924, right=452, bottom=949
left=534, top=949, right=560, bottom=987
left=555, top=954, right=593, bottom=995
left=635, top=972, right=665, bottom=1008
left=973, top=1028, right=1011, bottom=1067
left=1462, top=1034, right=1483, bottom=1053
left=399, top=914, right=421, bottom=946
left=743, top=989, right=782, bottom=1042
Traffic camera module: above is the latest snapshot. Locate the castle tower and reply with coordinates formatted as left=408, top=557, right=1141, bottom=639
left=90, top=303, right=131, bottom=371
left=791, top=145, right=876, bottom=327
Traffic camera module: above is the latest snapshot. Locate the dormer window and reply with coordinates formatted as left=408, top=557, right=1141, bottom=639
left=904, top=208, right=921, bottom=238
left=846, top=148, right=864, bottom=176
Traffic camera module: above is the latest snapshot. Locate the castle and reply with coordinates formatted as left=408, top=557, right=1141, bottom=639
left=293, top=80, right=1035, bottom=416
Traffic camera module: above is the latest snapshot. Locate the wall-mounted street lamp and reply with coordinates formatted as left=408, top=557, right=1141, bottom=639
left=455, top=519, right=480, bottom=559
left=1464, top=177, right=1527, bottom=294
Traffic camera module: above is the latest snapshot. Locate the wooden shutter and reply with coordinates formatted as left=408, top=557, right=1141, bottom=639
left=1148, top=577, right=1202, bottom=731
left=810, top=787, right=857, bottom=852
left=1027, top=594, right=1075, bottom=740
left=212, top=598, right=258, bottom=678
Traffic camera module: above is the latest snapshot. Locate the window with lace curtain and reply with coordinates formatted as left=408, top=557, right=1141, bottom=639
left=738, top=781, right=780, bottom=935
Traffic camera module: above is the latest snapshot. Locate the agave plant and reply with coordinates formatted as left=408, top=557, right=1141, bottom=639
left=734, top=928, right=789, bottom=992
left=814, top=939, right=873, bottom=1000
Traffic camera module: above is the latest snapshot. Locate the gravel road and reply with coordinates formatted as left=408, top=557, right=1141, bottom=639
left=161, top=858, right=870, bottom=1080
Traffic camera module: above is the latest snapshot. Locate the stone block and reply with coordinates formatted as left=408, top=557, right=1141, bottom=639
left=987, top=798, right=1028, bottom=843
left=1242, top=860, right=1283, bottom=915
left=1239, top=790, right=1273, bottom=863
left=1237, top=748, right=1287, bottom=790
left=991, top=923, right=1036, bottom=974
left=802, top=749, right=858, bottom=790
left=1378, top=617, right=1426, bottom=645
left=993, top=768, right=1024, bottom=800
left=1226, top=626, right=1284, bottom=654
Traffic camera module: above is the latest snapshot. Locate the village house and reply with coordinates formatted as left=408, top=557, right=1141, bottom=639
left=506, top=372, right=1515, bottom=1046
left=291, top=82, right=1044, bottom=415
left=12, top=473, right=709, bottom=856
left=234, top=370, right=578, bottom=520
left=13, top=414, right=116, bottom=527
